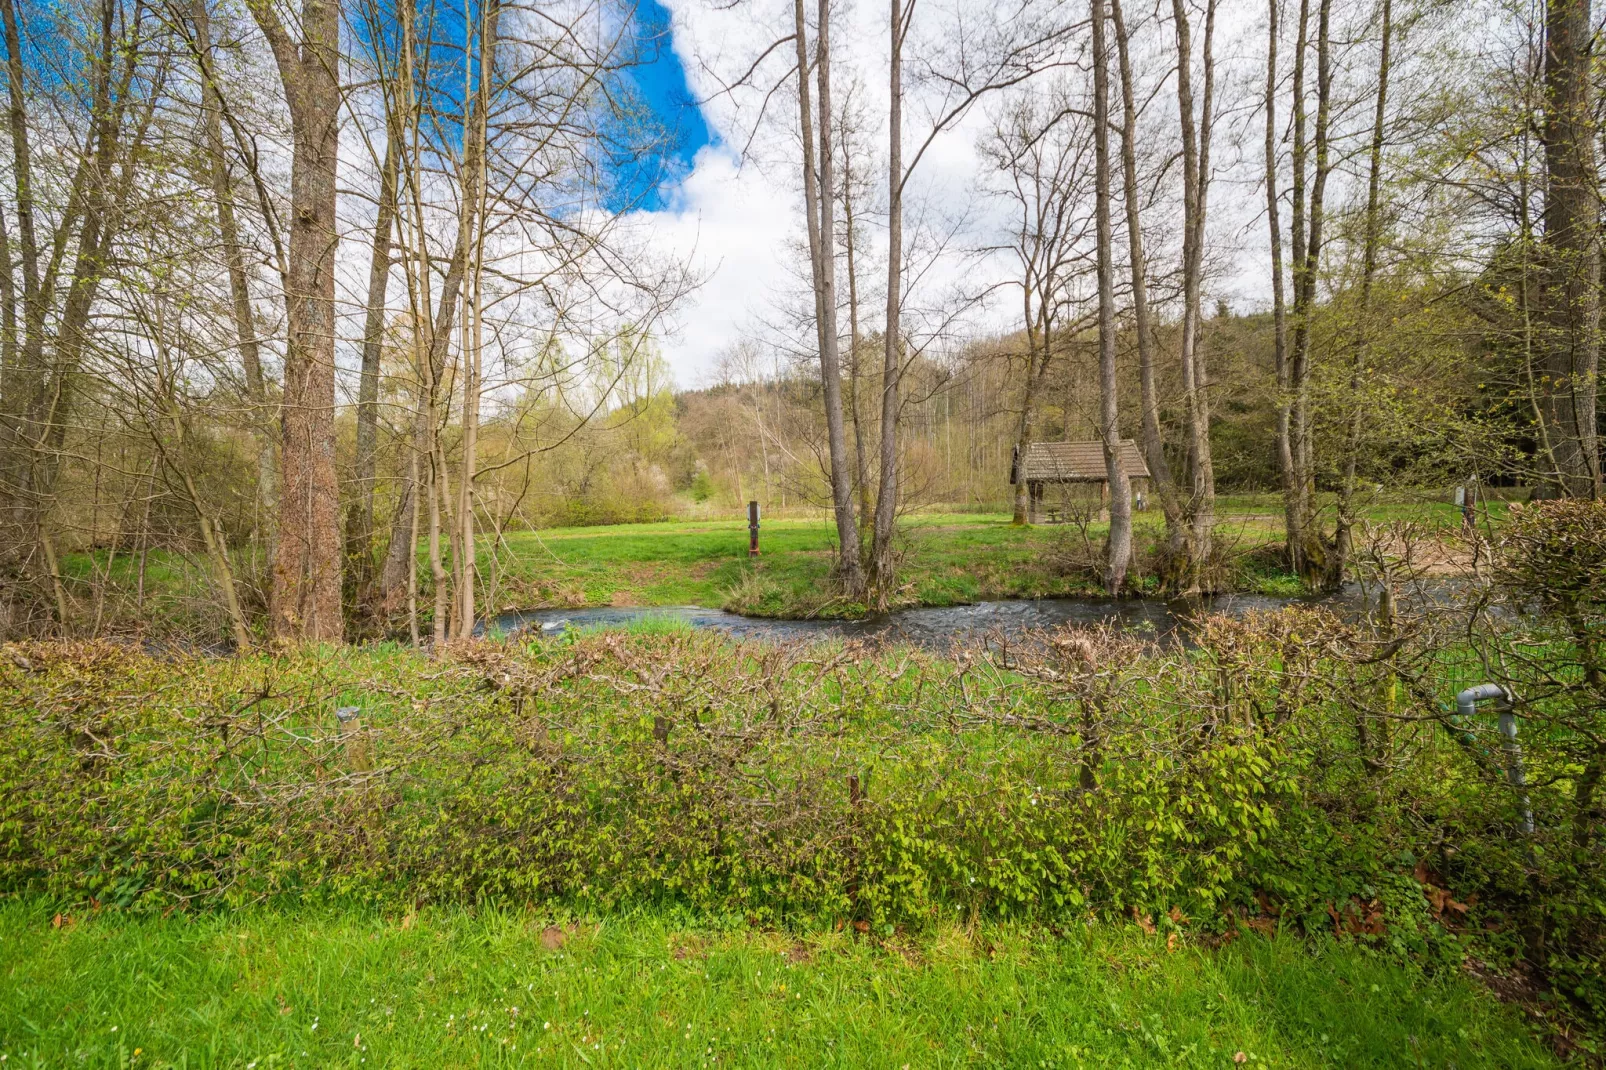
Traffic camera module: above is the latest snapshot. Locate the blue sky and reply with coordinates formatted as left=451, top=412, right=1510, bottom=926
left=613, top=0, right=715, bottom=212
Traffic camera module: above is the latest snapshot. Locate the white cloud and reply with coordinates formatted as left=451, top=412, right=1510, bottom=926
left=630, top=143, right=800, bottom=386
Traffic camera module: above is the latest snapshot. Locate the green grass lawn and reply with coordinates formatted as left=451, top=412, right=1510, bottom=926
left=56, top=493, right=1492, bottom=630
left=482, top=510, right=1285, bottom=618
left=0, top=903, right=1557, bottom=1069
left=481, top=493, right=1483, bottom=617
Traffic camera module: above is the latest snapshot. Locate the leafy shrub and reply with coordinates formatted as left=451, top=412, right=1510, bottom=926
left=0, top=604, right=1598, bottom=1018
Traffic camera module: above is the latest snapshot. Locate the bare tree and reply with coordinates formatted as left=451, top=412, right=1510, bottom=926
left=980, top=92, right=1094, bottom=528
left=794, top=0, right=862, bottom=593
left=1332, top=0, right=1392, bottom=579
left=187, top=0, right=276, bottom=577
left=833, top=80, right=876, bottom=532
left=0, top=0, right=164, bottom=633
left=1111, top=0, right=1183, bottom=573
left=1283, top=0, right=1333, bottom=583
left=1172, top=0, right=1218, bottom=592
left=1091, top=0, right=1131, bottom=592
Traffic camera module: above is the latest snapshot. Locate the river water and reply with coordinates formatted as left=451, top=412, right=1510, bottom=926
left=490, top=589, right=1367, bottom=650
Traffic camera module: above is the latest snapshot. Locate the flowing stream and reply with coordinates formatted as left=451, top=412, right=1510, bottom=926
left=490, top=589, right=1371, bottom=650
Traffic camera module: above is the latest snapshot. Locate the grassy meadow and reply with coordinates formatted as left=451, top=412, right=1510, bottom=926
left=478, top=494, right=1490, bottom=619
left=54, top=493, right=1495, bottom=633
left=0, top=903, right=1560, bottom=1068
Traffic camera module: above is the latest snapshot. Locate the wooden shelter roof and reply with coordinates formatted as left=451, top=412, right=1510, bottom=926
left=1011, top=440, right=1151, bottom=484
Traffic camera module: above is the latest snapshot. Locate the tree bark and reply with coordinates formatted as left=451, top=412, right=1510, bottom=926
left=1112, top=0, right=1184, bottom=571
left=871, top=0, right=904, bottom=603
left=1172, top=0, right=1218, bottom=592
left=839, top=120, right=872, bottom=532
left=453, top=0, right=499, bottom=640
left=795, top=0, right=863, bottom=592
left=1092, top=0, right=1132, bottom=593
left=1539, top=0, right=1602, bottom=496
left=1333, top=0, right=1392, bottom=583
left=1288, top=0, right=1334, bottom=582
left=249, top=0, right=344, bottom=641
left=1266, top=0, right=1298, bottom=580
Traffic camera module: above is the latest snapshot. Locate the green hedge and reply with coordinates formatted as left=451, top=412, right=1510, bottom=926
left=0, top=616, right=1597, bottom=1015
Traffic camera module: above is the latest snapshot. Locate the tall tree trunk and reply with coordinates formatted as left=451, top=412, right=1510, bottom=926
left=1333, top=0, right=1392, bottom=583
left=250, top=0, right=344, bottom=641
left=1287, top=0, right=1334, bottom=582
left=349, top=120, right=400, bottom=609
left=794, top=0, right=862, bottom=592
left=1112, top=0, right=1184, bottom=573
left=1172, top=0, right=1218, bottom=592
left=453, top=0, right=499, bottom=640
left=839, top=128, right=872, bottom=532
left=376, top=0, right=490, bottom=619
left=871, top=0, right=904, bottom=604
left=1540, top=0, right=1602, bottom=496
left=1267, top=0, right=1298, bottom=580
left=1092, top=0, right=1132, bottom=593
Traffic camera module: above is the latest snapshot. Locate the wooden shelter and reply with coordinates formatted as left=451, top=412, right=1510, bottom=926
left=1010, top=440, right=1151, bottom=523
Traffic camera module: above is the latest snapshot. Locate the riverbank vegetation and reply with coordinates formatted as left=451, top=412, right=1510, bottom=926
left=59, top=495, right=1494, bottom=635
left=5, top=501, right=1604, bottom=1054
left=1, top=0, right=1604, bottom=1058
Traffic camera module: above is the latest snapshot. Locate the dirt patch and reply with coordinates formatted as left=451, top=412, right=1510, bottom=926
left=669, top=934, right=706, bottom=961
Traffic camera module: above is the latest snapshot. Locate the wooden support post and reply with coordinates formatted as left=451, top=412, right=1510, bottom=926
left=748, top=500, right=761, bottom=557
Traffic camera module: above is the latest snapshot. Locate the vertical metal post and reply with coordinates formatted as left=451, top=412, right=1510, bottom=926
left=336, top=705, right=369, bottom=772
left=748, top=500, right=760, bottom=557
left=1453, top=684, right=1533, bottom=836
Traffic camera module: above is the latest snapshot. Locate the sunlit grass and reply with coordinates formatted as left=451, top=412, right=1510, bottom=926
left=0, top=902, right=1557, bottom=1069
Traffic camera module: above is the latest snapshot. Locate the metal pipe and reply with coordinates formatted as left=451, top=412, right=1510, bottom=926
left=1454, top=684, right=1533, bottom=836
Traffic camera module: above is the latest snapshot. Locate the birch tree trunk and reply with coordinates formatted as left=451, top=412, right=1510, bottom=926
left=794, top=0, right=863, bottom=592
left=1112, top=0, right=1184, bottom=574
left=1172, top=0, right=1218, bottom=592
left=1092, top=0, right=1132, bottom=593
left=871, top=0, right=904, bottom=604
left=1266, top=0, right=1297, bottom=579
